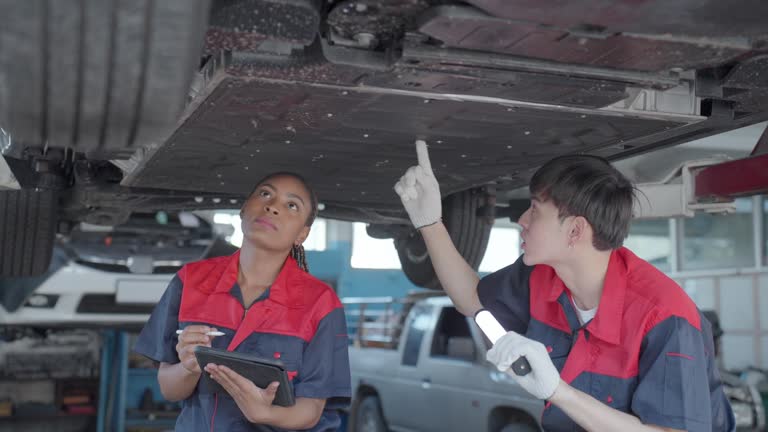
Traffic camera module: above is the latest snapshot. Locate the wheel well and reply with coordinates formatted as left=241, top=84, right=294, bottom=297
left=349, top=384, right=382, bottom=428
left=488, top=406, right=539, bottom=432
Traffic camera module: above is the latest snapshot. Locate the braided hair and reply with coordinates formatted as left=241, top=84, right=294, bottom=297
left=251, top=172, right=319, bottom=273
left=291, top=244, right=309, bottom=272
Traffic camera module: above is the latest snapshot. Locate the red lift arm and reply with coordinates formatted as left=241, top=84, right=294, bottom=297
left=694, top=127, right=768, bottom=200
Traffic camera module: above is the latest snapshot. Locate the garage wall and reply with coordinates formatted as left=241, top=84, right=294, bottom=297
left=630, top=196, right=768, bottom=371
left=679, top=273, right=766, bottom=370
left=306, top=220, right=422, bottom=300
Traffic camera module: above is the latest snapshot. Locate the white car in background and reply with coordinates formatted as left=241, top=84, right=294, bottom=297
left=0, top=211, right=236, bottom=328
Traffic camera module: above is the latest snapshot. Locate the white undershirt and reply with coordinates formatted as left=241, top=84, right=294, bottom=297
left=572, top=298, right=598, bottom=325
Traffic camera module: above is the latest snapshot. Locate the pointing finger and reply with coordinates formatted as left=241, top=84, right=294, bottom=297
left=415, top=140, right=432, bottom=172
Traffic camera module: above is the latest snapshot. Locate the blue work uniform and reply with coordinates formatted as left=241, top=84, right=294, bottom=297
left=479, top=247, right=735, bottom=431
left=134, top=251, right=351, bottom=432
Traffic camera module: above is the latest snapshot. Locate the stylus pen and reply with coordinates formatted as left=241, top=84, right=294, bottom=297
left=176, top=330, right=225, bottom=336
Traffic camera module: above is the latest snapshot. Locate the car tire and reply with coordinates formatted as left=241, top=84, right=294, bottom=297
left=0, top=0, right=210, bottom=158
left=354, top=395, right=388, bottom=432
left=0, top=189, right=57, bottom=277
left=396, top=188, right=493, bottom=289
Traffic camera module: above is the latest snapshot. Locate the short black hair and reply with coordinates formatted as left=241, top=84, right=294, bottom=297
left=251, top=172, right=319, bottom=227
left=529, top=155, right=635, bottom=251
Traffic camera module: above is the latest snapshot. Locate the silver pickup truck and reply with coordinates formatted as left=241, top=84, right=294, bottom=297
left=342, top=294, right=766, bottom=432
left=343, top=294, right=543, bottom=432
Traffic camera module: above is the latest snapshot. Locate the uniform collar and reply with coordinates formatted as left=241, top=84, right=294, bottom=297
left=543, top=248, right=628, bottom=345
left=214, top=250, right=305, bottom=309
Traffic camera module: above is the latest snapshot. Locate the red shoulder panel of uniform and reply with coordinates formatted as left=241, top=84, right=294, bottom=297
left=178, top=255, right=242, bottom=329
left=620, top=248, right=701, bottom=334
left=529, top=265, right=572, bottom=334
left=179, top=255, right=233, bottom=294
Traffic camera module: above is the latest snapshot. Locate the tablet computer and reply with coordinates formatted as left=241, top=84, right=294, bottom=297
left=194, top=346, right=295, bottom=407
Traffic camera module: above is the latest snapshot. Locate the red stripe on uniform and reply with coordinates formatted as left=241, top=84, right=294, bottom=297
left=666, top=352, right=694, bottom=361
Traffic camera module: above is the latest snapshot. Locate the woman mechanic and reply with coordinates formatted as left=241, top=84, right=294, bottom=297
left=134, top=172, right=351, bottom=431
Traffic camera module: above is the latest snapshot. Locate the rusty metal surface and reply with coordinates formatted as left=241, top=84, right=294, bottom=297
left=126, top=77, right=685, bottom=217
left=717, top=55, right=768, bottom=113
left=467, top=0, right=768, bottom=38
left=724, top=55, right=768, bottom=89
left=364, top=64, right=629, bottom=108
left=222, top=41, right=636, bottom=110
left=418, top=6, right=752, bottom=72
left=204, top=0, right=320, bottom=53
left=327, top=0, right=429, bottom=49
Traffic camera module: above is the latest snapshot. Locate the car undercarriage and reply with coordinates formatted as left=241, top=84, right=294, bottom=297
left=1, top=0, right=767, bottom=287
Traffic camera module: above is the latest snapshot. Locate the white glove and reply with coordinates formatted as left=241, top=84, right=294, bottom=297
left=486, top=331, right=561, bottom=400
left=393, top=140, right=442, bottom=229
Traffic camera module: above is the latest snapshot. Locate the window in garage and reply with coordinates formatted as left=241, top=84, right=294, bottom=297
left=762, top=275, right=768, bottom=368
left=301, top=218, right=327, bottom=251
left=351, top=222, right=401, bottom=269
left=681, top=278, right=716, bottom=311
left=350, top=223, right=523, bottom=271
left=718, top=275, right=756, bottom=369
left=479, top=227, right=521, bottom=273
left=764, top=196, right=767, bottom=266
left=681, top=198, right=755, bottom=270
left=625, top=219, right=671, bottom=272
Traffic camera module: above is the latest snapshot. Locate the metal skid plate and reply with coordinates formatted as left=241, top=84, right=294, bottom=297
left=125, top=76, right=691, bottom=219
